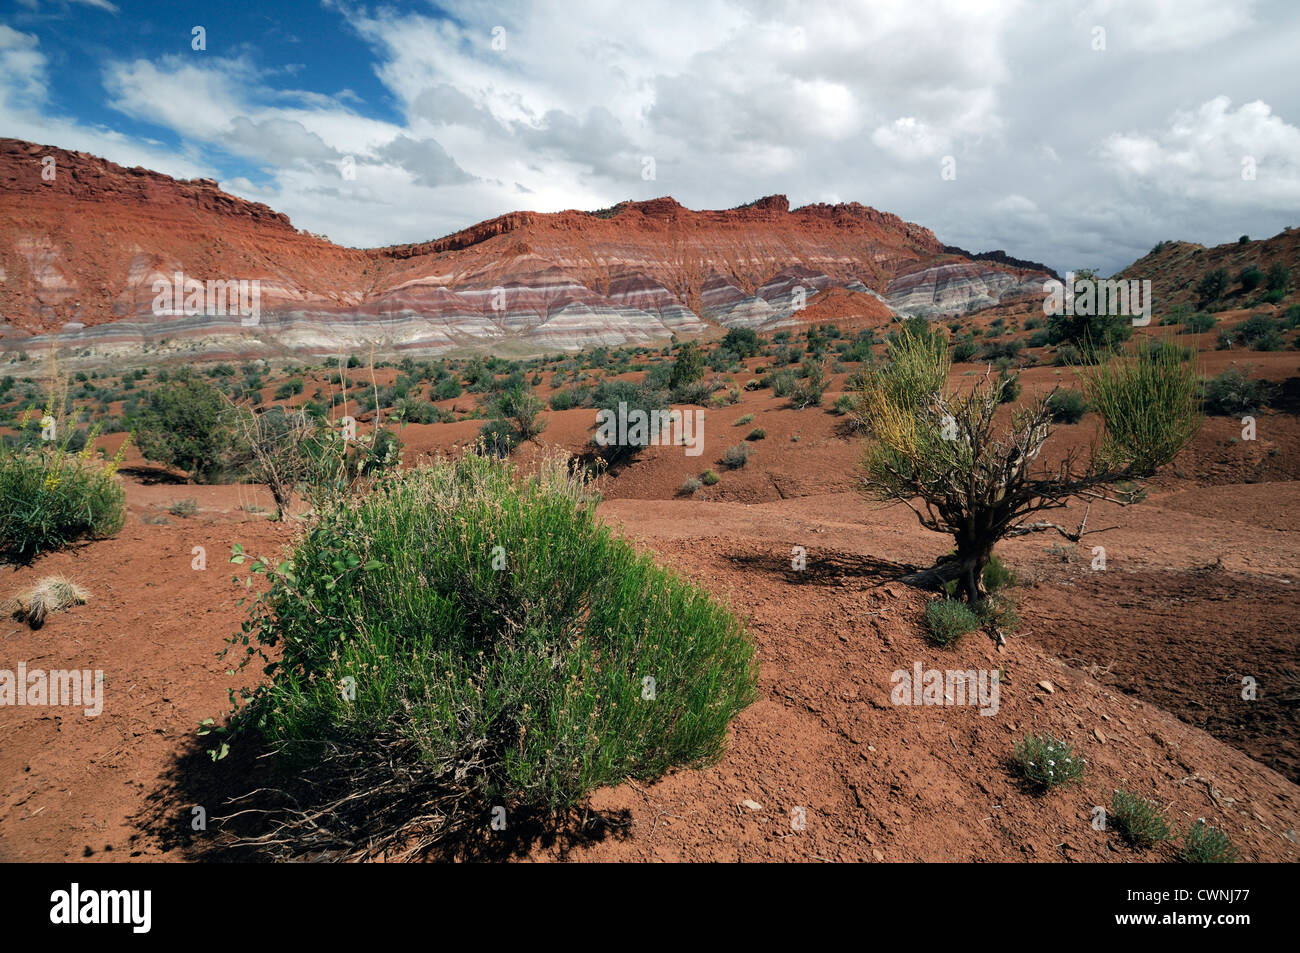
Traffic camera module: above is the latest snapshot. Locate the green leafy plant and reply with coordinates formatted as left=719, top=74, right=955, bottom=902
left=1111, top=789, right=1173, bottom=849
left=1179, top=820, right=1239, bottom=863
left=923, top=598, right=980, bottom=647
left=1013, top=733, right=1086, bottom=793
left=215, top=453, right=757, bottom=858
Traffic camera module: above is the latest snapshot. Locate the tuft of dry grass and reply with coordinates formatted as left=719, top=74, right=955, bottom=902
left=3, top=576, right=89, bottom=629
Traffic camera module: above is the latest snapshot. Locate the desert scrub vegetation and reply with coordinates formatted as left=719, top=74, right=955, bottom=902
left=856, top=332, right=1200, bottom=604
left=1201, top=368, right=1271, bottom=416
left=1110, top=788, right=1173, bottom=849
left=1046, top=388, right=1088, bottom=423
left=214, top=452, right=757, bottom=858
left=133, top=371, right=242, bottom=482
left=0, top=412, right=127, bottom=563
left=923, top=598, right=979, bottom=647
left=722, top=443, right=753, bottom=469
left=1180, top=820, right=1239, bottom=863
left=3, top=575, right=88, bottom=628
left=1012, top=733, right=1086, bottom=793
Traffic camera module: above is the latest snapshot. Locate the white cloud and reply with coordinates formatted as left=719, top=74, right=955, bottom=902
left=1076, top=0, right=1255, bottom=53
left=1101, top=96, right=1300, bottom=204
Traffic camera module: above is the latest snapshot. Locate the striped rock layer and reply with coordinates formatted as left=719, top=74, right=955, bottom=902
left=0, top=138, right=1052, bottom=364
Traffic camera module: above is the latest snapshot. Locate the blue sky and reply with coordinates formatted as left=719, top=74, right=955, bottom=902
left=3, top=0, right=1299, bottom=275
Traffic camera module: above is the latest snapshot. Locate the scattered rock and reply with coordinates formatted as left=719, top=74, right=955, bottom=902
left=1038, top=680, right=1056, bottom=694
left=741, top=799, right=763, bottom=812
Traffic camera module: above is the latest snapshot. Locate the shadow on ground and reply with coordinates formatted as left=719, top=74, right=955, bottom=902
left=132, top=733, right=633, bottom=862
left=726, top=547, right=929, bottom=589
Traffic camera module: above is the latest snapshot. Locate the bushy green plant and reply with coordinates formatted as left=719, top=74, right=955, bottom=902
left=981, top=554, right=1017, bottom=593
left=0, top=418, right=126, bottom=563
left=1237, top=314, right=1283, bottom=351
left=923, top=598, right=979, bottom=647
left=769, top=370, right=799, bottom=397
left=701, top=469, right=720, bottom=486
left=1179, top=820, right=1239, bottom=863
left=1046, top=388, right=1089, bottom=423
left=1013, top=733, right=1086, bottom=793
left=1080, top=338, right=1201, bottom=474
left=1111, top=789, right=1173, bottom=849
left=1182, top=312, right=1218, bottom=334
left=791, top=359, right=828, bottom=408
left=132, top=374, right=242, bottom=482
left=722, top=443, right=752, bottom=469
left=216, top=454, right=757, bottom=856
left=1201, top=368, right=1271, bottom=415
left=746, top=427, right=766, bottom=441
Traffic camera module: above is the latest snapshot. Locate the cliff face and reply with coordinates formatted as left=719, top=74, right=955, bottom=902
left=0, top=137, right=1051, bottom=362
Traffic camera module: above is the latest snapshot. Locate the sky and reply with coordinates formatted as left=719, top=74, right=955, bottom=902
left=2, top=0, right=1298, bottom=276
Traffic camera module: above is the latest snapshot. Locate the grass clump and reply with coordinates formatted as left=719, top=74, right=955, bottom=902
left=169, top=497, right=199, bottom=518
left=701, top=469, right=720, bottom=486
left=217, top=453, right=757, bottom=858
left=3, top=575, right=89, bottom=628
left=1046, top=388, right=1089, bottom=424
left=923, top=598, right=980, bottom=647
left=1179, top=820, right=1239, bottom=863
left=722, top=443, right=752, bottom=469
left=1111, top=788, right=1173, bottom=849
left=1013, top=733, right=1086, bottom=793
left=746, top=427, right=766, bottom=441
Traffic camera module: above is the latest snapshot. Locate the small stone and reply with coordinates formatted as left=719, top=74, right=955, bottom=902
left=742, top=799, right=763, bottom=812
left=872, top=849, right=885, bottom=861
left=1094, top=728, right=1106, bottom=743
left=1038, top=680, right=1056, bottom=694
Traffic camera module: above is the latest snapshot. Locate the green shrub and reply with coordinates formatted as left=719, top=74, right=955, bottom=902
left=1265, top=263, right=1290, bottom=293
left=1046, top=388, right=1088, bottom=423
left=1111, top=789, right=1173, bottom=849
left=433, top=376, right=462, bottom=400
left=769, top=370, right=799, bottom=397
left=996, top=369, right=1020, bottom=404
left=721, top=327, right=761, bottom=358
left=1080, top=338, right=1201, bottom=474
left=133, top=374, right=240, bottom=482
left=734, top=413, right=754, bottom=426
left=923, top=598, right=979, bottom=647
left=952, top=340, right=977, bottom=363
left=1054, top=344, right=1082, bottom=366
left=218, top=454, right=757, bottom=853
left=679, top=476, right=701, bottom=495
left=746, top=427, right=766, bottom=441
left=722, top=443, right=752, bottom=469
left=1197, top=268, right=1229, bottom=305
left=0, top=429, right=126, bottom=563
left=1012, top=733, right=1086, bottom=793
left=1201, top=368, right=1271, bottom=416
left=701, top=469, right=720, bottom=486
left=1239, top=266, right=1264, bottom=293
left=668, top=341, right=706, bottom=390
left=981, top=554, right=1017, bottom=593
left=478, top=418, right=517, bottom=457
left=1179, top=820, right=1239, bottom=863
left=1182, top=312, right=1218, bottom=334
left=169, top=497, right=199, bottom=518
left=1233, top=313, right=1282, bottom=351
left=790, top=359, right=827, bottom=408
